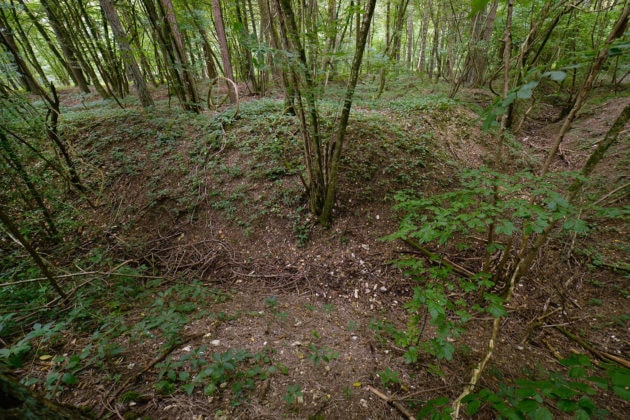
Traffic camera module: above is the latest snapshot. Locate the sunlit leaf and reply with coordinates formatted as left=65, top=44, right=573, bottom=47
left=543, top=71, right=567, bottom=82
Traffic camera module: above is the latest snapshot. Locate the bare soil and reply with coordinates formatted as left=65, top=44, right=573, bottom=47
left=8, top=83, right=630, bottom=419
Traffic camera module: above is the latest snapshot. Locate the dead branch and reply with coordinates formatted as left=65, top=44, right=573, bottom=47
left=554, top=326, right=630, bottom=369
left=367, top=385, right=417, bottom=420
left=401, top=238, right=476, bottom=277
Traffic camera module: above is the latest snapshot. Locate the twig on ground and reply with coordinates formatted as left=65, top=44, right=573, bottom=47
left=367, top=385, right=417, bottom=420
left=554, top=326, right=630, bottom=369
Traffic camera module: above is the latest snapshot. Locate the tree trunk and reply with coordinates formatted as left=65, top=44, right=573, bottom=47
left=99, top=0, right=154, bottom=107
left=417, top=3, right=430, bottom=72
left=159, top=0, right=201, bottom=111
left=0, top=13, right=48, bottom=97
left=320, top=0, right=377, bottom=226
left=39, top=0, right=90, bottom=93
left=181, top=0, right=219, bottom=80
left=212, top=0, right=237, bottom=103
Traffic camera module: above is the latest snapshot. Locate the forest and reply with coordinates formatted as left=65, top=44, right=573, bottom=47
left=0, top=0, right=629, bottom=418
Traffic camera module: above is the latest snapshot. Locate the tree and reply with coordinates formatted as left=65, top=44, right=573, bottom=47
left=211, top=0, right=237, bottom=103
left=274, top=0, right=377, bottom=226
left=141, top=0, right=201, bottom=112
left=99, top=0, right=154, bottom=107
left=39, top=0, right=91, bottom=93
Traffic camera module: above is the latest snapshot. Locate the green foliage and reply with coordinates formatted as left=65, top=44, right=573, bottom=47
left=380, top=95, right=457, bottom=115
left=463, top=355, right=626, bottom=418
left=388, top=168, right=592, bottom=248
left=378, top=367, right=401, bottom=388
left=285, top=383, right=303, bottom=405
left=155, top=347, right=274, bottom=403
left=0, top=321, right=66, bottom=368
left=307, top=344, right=339, bottom=366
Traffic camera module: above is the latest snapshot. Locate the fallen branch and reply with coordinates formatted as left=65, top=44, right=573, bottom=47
left=367, top=385, right=416, bottom=420
left=554, top=326, right=630, bottom=369
left=0, top=261, right=164, bottom=288
left=401, top=238, right=476, bottom=278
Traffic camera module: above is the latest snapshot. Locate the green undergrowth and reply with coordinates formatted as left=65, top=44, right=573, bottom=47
left=0, top=266, right=251, bottom=402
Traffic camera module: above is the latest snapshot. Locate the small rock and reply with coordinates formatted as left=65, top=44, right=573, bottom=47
left=210, top=339, right=221, bottom=346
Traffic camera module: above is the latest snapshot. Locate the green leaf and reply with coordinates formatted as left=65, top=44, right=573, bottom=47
left=542, top=71, right=567, bottom=82
left=465, top=397, right=482, bottom=415
left=610, top=369, right=630, bottom=388
left=516, top=398, right=539, bottom=413
left=517, top=81, right=539, bottom=99
left=560, top=354, right=592, bottom=367
left=182, top=383, right=195, bottom=395
left=486, top=304, right=504, bottom=317
left=470, top=0, right=491, bottom=16
left=587, top=375, right=608, bottom=389
left=577, top=396, right=595, bottom=410
left=568, top=366, right=587, bottom=378
left=61, top=373, right=77, bottom=385
left=574, top=409, right=591, bottom=420
left=515, top=386, right=538, bottom=398
left=532, top=406, right=553, bottom=420
left=495, top=220, right=516, bottom=236
left=562, top=218, right=589, bottom=233
left=557, top=399, right=578, bottom=412
left=612, top=385, right=630, bottom=401
left=204, top=382, right=217, bottom=395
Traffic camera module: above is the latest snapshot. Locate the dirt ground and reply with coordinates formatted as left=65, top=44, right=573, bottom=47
left=8, top=83, right=630, bottom=419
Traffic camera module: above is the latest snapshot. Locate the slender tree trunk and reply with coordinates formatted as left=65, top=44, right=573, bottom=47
left=406, top=3, right=413, bottom=66
left=320, top=0, right=377, bottom=226
left=4, top=4, right=49, bottom=85
left=275, top=0, right=325, bottom=214
left=159, top=0, right=200, bottom=111
left=39, top=0, right=90, bottom=93
left=212, top=0, right=237, bottom=103
left=16, top=0, right=77, bottom=88
left=0, top=133, right=58, bottom=238
left=100, top=0, right=154, bottom=107
left=0, top=14, right=48, bottom=97
left=181, top=0, right=219, bottom=80
left=417, top=3, right=429, bottom=72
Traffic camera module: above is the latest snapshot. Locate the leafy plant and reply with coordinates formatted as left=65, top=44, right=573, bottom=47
left=154, top=347, right=274, bottom=404
left=378, top=367, right=401, bottom=388
left=308, top=344, right=339, bottom=366
left=0, top=321, right=66, bottom=368
left=462, top=354, right=626, bottom=418
left=285, top=383, right=303, bottom=405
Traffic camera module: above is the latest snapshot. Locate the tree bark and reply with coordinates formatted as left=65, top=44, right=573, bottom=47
left=212, top=0, right=237, bottom=103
